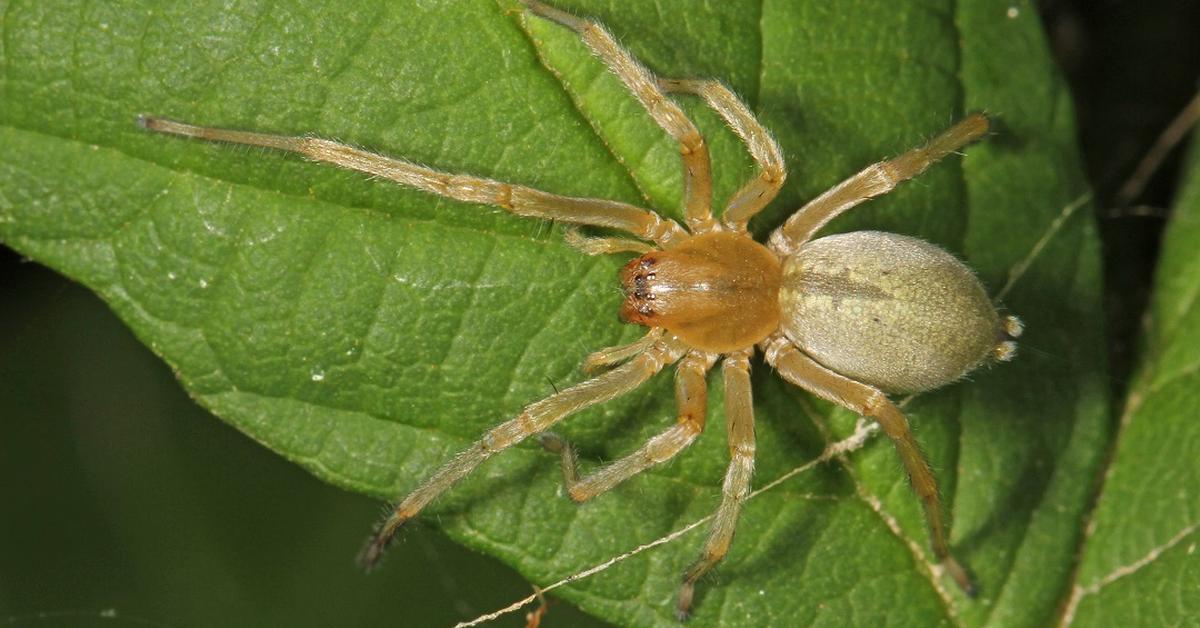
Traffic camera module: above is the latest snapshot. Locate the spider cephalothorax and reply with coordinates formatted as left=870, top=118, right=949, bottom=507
left=139, top=0, right=1023, bottom=619
left=619, top=232, right=782, bottom=353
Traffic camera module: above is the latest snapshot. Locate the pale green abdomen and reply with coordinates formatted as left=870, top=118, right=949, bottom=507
left=779, top=231, right=1000, bottom=394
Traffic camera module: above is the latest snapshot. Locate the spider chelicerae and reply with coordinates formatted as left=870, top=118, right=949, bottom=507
left=140, top=0, right=1023, bottom=619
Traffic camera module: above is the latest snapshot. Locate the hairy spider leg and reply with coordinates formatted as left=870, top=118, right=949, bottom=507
left=521, top=0, right=715, bottom=233
left=581, top=327, right=665, bottom=373
left=539, top=350, right=715, bottom=499
left=357, top=337, right=688, bottom=569
left=761, top=333, right=974, bottom=594
left=659, top=79, right=787, bottom=231
left=768, top=113, right=991, bottom=256
left=676, top=348, right=757, bottom=620
left=136, top=116, right=686, bottom=248
left=563, top=228, right=655, bottom=257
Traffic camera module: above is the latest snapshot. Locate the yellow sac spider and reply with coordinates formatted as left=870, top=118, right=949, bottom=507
left=139, top=0, right=1022, bottom=619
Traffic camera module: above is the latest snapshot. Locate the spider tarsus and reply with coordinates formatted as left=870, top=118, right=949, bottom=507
left=675, top=582, right=696, bottom=622
left=356, top=536, right=389, bottom=572
left=357, top=542, right=383, bottom=572
left=537, top=432, right=565, bottom=453
left=357, top=518, right=408, bottom=572
left=518, top=0, right=554, bottom=19
left=136, top=114, right=176, bottom=135
left=967, top=110, right=991, bottom=133
left=944, top=556, right=977, bottom=598
left=519, top=0, right=547, bottom=12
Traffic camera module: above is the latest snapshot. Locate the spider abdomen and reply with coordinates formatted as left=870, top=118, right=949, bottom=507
left=779, top=231, right=1011, bottom=394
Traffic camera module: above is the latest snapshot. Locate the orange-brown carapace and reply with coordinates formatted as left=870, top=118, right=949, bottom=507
left=620, top=232, right=781, bottom=353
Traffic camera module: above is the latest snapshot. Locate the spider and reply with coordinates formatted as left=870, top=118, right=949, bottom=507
left=139, top=0, right=1023, bottom=619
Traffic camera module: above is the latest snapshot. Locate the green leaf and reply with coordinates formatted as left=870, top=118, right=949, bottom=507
left=1060, top=132, right=1200, bottom=626
left=0, top=1, right=1108, bottom=625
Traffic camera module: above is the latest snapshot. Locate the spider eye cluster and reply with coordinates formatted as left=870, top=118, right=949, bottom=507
left=620, top=257, right=659, bottom=319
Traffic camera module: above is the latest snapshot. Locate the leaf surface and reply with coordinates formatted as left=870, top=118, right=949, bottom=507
left=0, top=1, right=1109, bottom=625
left=1060, top=132, right=1200, bottom=627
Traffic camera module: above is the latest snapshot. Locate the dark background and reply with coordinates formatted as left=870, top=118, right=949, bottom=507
left=3, top=2, right=1198, bottom=626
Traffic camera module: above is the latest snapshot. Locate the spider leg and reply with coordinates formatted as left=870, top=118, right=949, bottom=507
left=582, top=328, right=665, bottom=374
left=761, top=333, right=975, bottom=594
left=563, top=228, right=655, bottom=256
left=659, top=79, right=786, bottom=232
left=676, top=348, right=756, bottom=620
left=521, top=0, right=715, bottom=233
left=539, top=350, right=715, bottom=500
left=768, top=113, right=990, bottom=256
left=358, top=336, right=687, bottom=568
left=137, top=116, right=686, bottom=247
